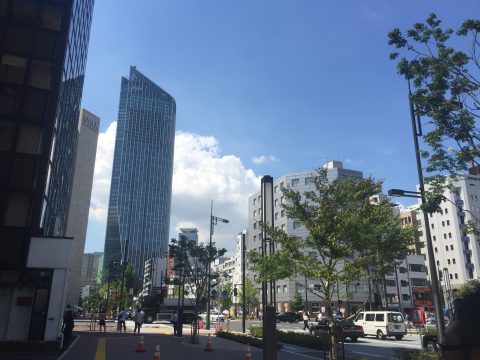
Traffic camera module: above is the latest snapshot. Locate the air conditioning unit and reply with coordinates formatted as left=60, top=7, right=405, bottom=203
left=46, top=216, right=60, bottom=237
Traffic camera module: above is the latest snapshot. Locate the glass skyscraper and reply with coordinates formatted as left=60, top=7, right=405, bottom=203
left=103, top=67, right=176, bottom=278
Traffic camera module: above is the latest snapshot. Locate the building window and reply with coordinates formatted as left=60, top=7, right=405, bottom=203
left=253, top=198, right=256, bottom=205
left=409, top=264, right=424, bottom=272
left=436, top=260, right=440, bottom=265
left=281, top=210, right=285, bottom=217
left=253, top=235, right=256, bottom=243
left=453, top=259, right=456, bottom=264
left=293, top=221, right=301, bottom=230
left=442, top=221, right=445, bottom=227
left=4, top=193, right=31, bottom=226
left=275, top=212, right=278, bottom=220
left=274, top=199, right=278, bottom=206
left=281, top=224, right=285, bottom=231
left=40, top=4, right=62, bottom=31
left=455, top=273, right=458, bottom=279
left=274, top=185, right=278, bottom=193
left=291, top=178, right=299, bottom=186
left=446, top=220, right=450, bottom=226
left=450, top=245, right=453, bottom=250
left=411, top=278, right=428, bottom=286
left=435, top=247, right=438, bottom=253
left=447, top=259, right=451, bottom=265
left=253, top=210, right=256, bottom=217
left=0, top=54, right=27, bottom=84
left=253, top=222, right=257, bottom=229
left=446, top=246, right=449, bottom=251
left=305, top=177, right=313, bottom=185
left=443, top=234, right=447, bottom=239
left=450, top=274, right=453, bottom=280
left=283, top=285, right=288, bottom=293
left=431, top=223, right=435, bottom=229
left=448, top=233, right=452, bottom=238
left=385, top=279, right=396, bottom=287
left=433, top=236, right=436, bottom=241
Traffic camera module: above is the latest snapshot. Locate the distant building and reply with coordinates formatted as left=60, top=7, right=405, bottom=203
left=246, top=161, right=370, bottom=315
left=142, top=257, right=168, bottom=297
left=65, top=109, right=100, bottom=306
left=179, top=228, right=198, bottom=244
left=103, top=67, right=176, bottom=279
left=383, top=255, right=431, bottom=312
left=400, top=205, right=423, bottom=255
left=81, top=252, right=103, bottom=290
left=418, top=174, right=480, bottom=293
left=0, top=0, right=95, bottom=342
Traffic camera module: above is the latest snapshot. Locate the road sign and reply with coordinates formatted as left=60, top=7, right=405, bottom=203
left=211, top=289, right=217, bottom=297
left=221, top=290, right=228, bottom=298
left=115, top=293, right=120, bottom=300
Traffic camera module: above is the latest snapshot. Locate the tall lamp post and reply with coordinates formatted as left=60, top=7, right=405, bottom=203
left=387, top=79, right=447, bottom=343
left=206, top=201, right=229, bottom=330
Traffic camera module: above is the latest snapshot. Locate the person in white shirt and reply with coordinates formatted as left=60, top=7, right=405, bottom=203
left=134, top=308, right=144, bottom=334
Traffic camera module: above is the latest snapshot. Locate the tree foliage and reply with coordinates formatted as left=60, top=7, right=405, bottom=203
left=389, top=14, right=480, bottom=211
left=169, top=236, right=227, bottom=312
left=290, top=292, right=305, bottom=312
left=248, top=169, right=412, bottom=359
left=240, top=278, right=259, bottom=315
left=218, top=282, right=233, bottom=311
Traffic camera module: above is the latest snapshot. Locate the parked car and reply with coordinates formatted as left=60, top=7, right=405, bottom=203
left=354, top=311, right=407, bottom=340
left=276, top=311, right=301, bottom=323
left=199, top=312, right=224, bottom=323
left=310, top=318, right=364, bottom=342
left=422, top=334, right=438, bottom=351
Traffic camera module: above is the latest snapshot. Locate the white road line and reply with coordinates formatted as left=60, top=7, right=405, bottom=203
left=281, top=349, right=323, bottom=359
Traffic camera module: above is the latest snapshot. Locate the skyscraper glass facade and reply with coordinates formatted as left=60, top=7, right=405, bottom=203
left=103, top=67, right=176, bottom=278
left=0, top=0, right=95, bottom=267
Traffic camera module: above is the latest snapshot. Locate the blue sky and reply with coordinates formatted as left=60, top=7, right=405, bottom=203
left=82, top=1, right=480, bottom=255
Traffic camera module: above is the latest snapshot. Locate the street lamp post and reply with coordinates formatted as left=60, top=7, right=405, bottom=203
left=206, top=201, right=229, bottom=330
left=386, top=80, right=446, bottom=343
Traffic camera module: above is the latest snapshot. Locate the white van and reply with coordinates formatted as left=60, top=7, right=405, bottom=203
left=354, top=311, right=407, bottom=340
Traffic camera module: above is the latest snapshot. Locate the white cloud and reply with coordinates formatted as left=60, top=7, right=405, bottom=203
left=87, top=127, right=260, bottom=254
left=252, top=155, right=279, bottom=165
left=362, top=7, right=384, bottom=22
left=88, top=121, right=116, bottom=223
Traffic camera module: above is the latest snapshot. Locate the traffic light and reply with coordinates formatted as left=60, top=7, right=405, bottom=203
left=233, top=287, right=238, bottom=297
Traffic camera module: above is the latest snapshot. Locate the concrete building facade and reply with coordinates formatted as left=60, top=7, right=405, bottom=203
left=65, top=109, right=100, bottom=306
left=418, top=175, right=480, bottom=295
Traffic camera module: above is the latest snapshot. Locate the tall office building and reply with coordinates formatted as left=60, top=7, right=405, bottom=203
left=80, top=252, right=103, bottom=289
left=0, top=0, right=94, bottom=342
left=103, top=67, right=176, bottom=279
left=65, top=109, right=100, bottom=306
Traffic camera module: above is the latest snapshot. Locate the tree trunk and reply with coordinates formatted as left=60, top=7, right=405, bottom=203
left=326, top=305, right=338, bottom=360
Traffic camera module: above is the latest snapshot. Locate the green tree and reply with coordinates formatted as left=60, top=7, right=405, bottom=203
left=289, top=292, right=304, bottom=312
left=388, top=14, right=480, bottom=212
left=248, top=169, right=412, bottom=359
left=218, top=282, right=233, bottom=311
left=240, top=278, right=259, bottom=315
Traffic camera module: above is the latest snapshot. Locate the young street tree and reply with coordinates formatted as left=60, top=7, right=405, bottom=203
left=241, top=278, right=259, bottom=316
left=248, top=169, right=412, bottom=359
left=388, top=14, right=480, bottom=212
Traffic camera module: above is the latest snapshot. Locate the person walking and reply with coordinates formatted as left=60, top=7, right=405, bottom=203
left=117, top=307, right=127, bottom=333
left=171, top=311, right=178, bottom=336
left=303, top=312, right=310, bottom=331
left=62, top=305, right=75, bottom=348
left=98, top=308, right=107, bottom=332
left=134, top=308, right=144, bottom=334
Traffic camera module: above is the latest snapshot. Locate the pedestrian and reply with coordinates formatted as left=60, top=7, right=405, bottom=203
left=117, top=307, right=127, bottom=333
left=98, top=308, right=107, bottom=332
left=62, top=305, right=75, bottom=348
left=441, top=282, right=480, bottom=360
left=303, top=312, right=309, bottom=331
left=171, top=311, right=178, bottom=335
left=134, top=308, right=144, bottom=334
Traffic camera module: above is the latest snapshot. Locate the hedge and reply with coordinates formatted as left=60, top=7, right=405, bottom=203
left=249, top=326, right=329, bottom=350
left=216, top=331, right=282, bottom=349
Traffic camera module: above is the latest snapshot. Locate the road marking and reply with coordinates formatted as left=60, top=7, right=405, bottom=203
left=351, top=350, right=384, bottom=358
left=281, top=349, right=323, bottom=359
left=95, top=337, right=105, bottom=360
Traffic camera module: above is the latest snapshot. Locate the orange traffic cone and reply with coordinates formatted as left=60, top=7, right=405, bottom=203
left=152, top=344, right=160, bottom=360
left=244, top=343, right=251, bottom=360
left=204, top=333, right=214, bottom=352
left=135, top=335, right=146, bottom=352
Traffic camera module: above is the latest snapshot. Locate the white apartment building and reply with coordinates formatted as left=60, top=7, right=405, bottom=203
left=419, top=174, right=480, bottom=294
left=246, top=161, right=372, bottom=315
